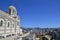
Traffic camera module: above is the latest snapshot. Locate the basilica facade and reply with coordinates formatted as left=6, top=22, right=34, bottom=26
left=0, top=6, right=20, bottom=36
left=0, top=5, right=36, bottom=40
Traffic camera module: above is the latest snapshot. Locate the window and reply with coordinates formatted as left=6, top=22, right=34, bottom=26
left=8, top=22, right=10, bottom=27
left=0, top=20, right=3, bottom=26
left=9, top=9, right=11, bottom=14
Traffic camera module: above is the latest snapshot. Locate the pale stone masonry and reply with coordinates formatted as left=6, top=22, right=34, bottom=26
left=0, top=5, right=20, bottom=36
left=0, top=5, right=36, bottom=40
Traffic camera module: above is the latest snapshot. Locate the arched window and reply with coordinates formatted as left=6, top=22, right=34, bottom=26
left=0, top=20, right=3, bottom=26
left=7, top=22, right=10, bottom=27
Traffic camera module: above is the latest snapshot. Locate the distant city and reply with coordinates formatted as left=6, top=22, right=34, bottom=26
left=21, top=27, right=60, bottom=40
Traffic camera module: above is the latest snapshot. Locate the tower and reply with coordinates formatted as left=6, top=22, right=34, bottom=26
left=8, top=5, right=17, bottom=18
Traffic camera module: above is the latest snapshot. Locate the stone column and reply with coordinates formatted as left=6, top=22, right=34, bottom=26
left=15, top=21, right=17, bottom=33
left=10, top=21, right=12, bottom=33
left=4, top=19, right=6, bottom=34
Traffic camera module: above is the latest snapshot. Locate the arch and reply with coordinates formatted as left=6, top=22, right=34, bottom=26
left=0, top=18, right=5, bottom=27
left=8, top=5, right=17, bottom=15
left=7, top=21, right=10, bottom=27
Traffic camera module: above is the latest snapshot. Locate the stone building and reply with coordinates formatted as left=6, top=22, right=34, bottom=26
left=0, top=5, right=20, bottom=37
left=0, top=5, right=36, bottom=40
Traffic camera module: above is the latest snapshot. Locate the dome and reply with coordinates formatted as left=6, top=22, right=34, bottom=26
left=9, top=5, right=16, bottom=10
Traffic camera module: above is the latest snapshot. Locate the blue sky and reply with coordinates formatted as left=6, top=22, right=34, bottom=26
left=0, top=0, right=60, bottom=28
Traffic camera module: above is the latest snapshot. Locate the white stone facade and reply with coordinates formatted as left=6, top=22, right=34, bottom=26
left=0, top=5, right=36, bottom=40
left=0, top=5, right=20, bottom=36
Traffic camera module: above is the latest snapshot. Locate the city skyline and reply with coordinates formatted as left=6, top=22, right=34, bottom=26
left=0, top=0, right=60, bottom=28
